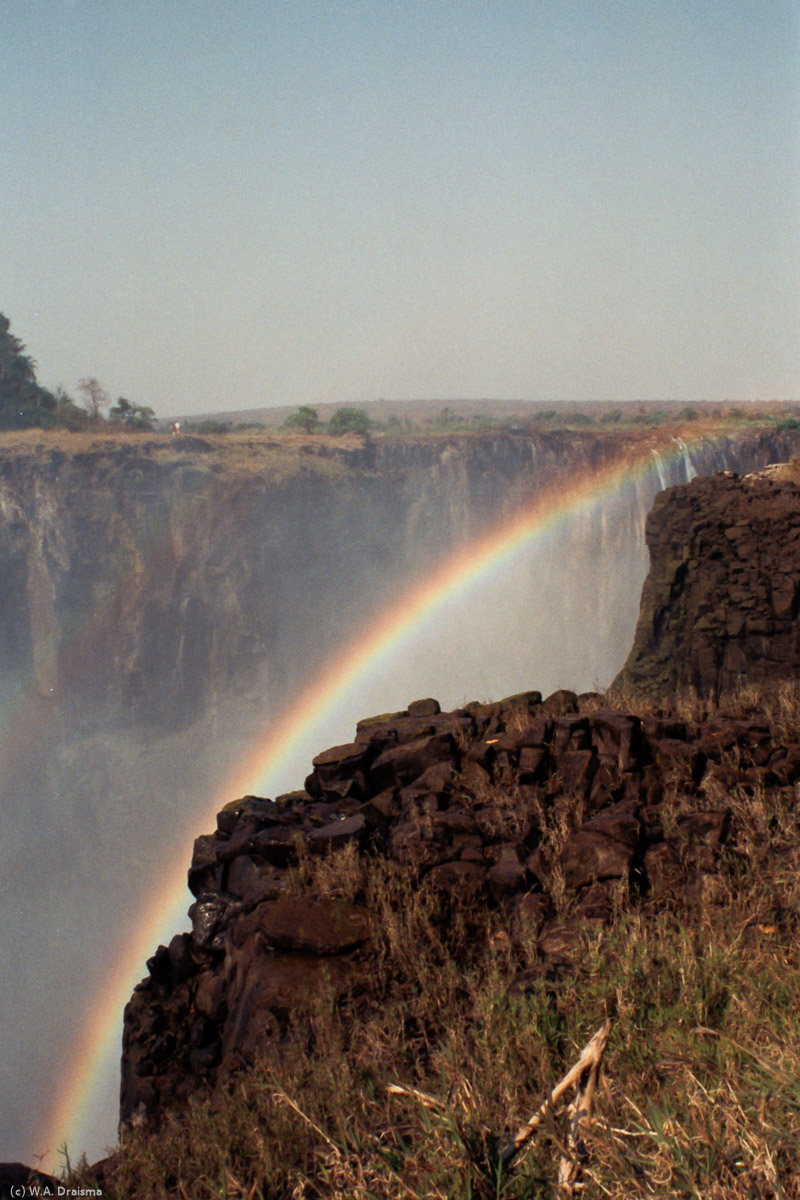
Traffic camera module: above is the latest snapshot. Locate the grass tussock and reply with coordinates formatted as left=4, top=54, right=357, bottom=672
left=70, top=824, right=800, bottom=1199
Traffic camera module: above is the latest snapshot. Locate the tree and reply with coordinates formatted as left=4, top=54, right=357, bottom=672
left=53, top=385, right=90, bottom=430
left=109, top=397, right=156, bottom=431
left=77, top=376, right=109, bottom=425
left=283, top=405, right=320, bottom=434
left=327, top=406, right=371, bottom=435
left=0, top=312, right=56, bottom=429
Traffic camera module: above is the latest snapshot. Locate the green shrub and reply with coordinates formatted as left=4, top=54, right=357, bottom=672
left=327, top=406, right=372, bottom=435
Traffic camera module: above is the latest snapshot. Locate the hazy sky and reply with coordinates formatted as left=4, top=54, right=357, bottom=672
left=2, top=0, right=798, bottom=417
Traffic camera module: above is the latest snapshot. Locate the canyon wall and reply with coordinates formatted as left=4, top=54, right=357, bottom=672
left=616, top=465, right=800, bottom=697
left=1, top=427, right=798, bottom=732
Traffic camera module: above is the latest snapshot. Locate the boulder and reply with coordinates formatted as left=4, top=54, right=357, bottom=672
left=370, top=732, right=456, bottom=791
left=560, top=831, right=635, bottom=890
left=488, top=844, right=526, bottom=897
left=308, top=813, right=368, bottom=854
left=245, top=897, right=372, bottom=955
left=306, top=740, right=375, bottom=801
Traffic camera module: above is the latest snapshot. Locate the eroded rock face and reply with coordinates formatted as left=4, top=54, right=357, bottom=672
left=2, top=429, right=799, bottom=731
left=0, top=431, right=637, bottom=730
left=616, top=467, right=800, bottom=697
left=120, top=685, right=800, bottom=1132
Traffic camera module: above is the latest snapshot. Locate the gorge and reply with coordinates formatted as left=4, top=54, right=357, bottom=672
left=2, top=421, right=799, bottom=1171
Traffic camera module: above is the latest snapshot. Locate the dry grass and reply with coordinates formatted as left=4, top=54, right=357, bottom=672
left=68, top=840, right=800, bottom=1199
left=63, top=678, right=800, bottom=1197
left=0, top=427, right=360, bottom=484
left=768, top=457, right=800, bottom=484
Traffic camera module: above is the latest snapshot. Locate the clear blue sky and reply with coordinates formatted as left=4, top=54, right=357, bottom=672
left=2, top=0, right=798, bottom=416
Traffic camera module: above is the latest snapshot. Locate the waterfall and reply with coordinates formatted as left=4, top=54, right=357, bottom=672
left=673, top=435, right=698, bottom=481
left=650, top=448, right=669, bottom=491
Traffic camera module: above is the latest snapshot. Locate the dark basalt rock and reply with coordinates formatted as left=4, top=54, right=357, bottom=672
left=407, top=697, right=441, bottom=717
left=308, top=812, right=368, bottom=853
left=242, top=897, right=372, bottom=955
left=0, top=1163, right=60, bottom=1198
left=616, top=469, right=800, bottom=697
left=559, top=830, right=636, bottom=890
left=121, top=658, right=800, bottom=1136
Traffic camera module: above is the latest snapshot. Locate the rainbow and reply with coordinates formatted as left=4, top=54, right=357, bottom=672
left=39, top=428, right=711, bottom=1170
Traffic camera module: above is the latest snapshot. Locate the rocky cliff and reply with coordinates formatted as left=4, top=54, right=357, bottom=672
left=120, top=682, right=800, bottom=1135
left=1, top=426, right=798, bottom=731
left=615, top=465, right=800, bottom=697
left=0, top=429, right=620, bottom=731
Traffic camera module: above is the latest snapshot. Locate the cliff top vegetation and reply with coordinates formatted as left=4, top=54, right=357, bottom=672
left=196, top=398, right=800, bottom=440
left=0, top=409, right=792, bottom=455
left=0, top=312, right=157, bottom=434
left=3, top=308, right=797, bottom=443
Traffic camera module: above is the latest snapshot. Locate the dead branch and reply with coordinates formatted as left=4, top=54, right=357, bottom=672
left=501, top=1019, right=612, bottom=1169
left=556, top=1020, right=609, bottom=1195
left=388, top=1019, right=612, bottom=1191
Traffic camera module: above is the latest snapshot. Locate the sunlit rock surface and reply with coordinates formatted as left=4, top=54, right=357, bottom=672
left=616, top=465, right=800, bottom=696
left=120, top=684, right=800, bottom=1132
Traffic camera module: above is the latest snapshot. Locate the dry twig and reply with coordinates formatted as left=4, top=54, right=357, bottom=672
left=501, top=1019, right=612, bottom=1170
left=556, top=1021, right=610, bottom=1195
left=385, top=1082, right=449, bottom=1113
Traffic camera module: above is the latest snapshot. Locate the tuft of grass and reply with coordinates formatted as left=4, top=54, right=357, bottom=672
left=72, top=837, right=800, bottom=1198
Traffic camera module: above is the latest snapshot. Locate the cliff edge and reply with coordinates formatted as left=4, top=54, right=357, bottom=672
left=615, top=465, right=800, bottom=697
left=107, top=682, right=800, bottom=1196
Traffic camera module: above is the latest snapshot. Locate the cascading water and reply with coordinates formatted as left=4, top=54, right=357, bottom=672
left=673, top=435, right=698, bottom=481
left=650, top=448, right=669, bottom=491
left=1, top=426, right=797, bottom=1170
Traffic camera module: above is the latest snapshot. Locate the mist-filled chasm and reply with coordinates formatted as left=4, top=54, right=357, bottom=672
left=0, top=427, right=795, bottom=1169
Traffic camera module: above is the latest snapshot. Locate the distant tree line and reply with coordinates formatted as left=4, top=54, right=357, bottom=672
left=4, top=311, right=792, bottom=438
left=282, top=404, right=373, bottom=435
left=274, top=400, right=796, bottom=439
left=0, top=312, right=155, bottom=432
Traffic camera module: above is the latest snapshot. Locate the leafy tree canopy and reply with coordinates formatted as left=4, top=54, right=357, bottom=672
left=109, top=397, right=156, bottom=431
left=283, top=404, right=320, bottom=434
left=0, top=312, right=57, bottom=429
left=327, top=405, right=372, bottom=435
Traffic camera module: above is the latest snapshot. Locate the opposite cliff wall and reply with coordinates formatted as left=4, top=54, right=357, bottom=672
left=615, top=465, right=800, bottom=696
left=1, top=426, right=798, bottom=734
left=0, top=430, right=629, bottom=732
